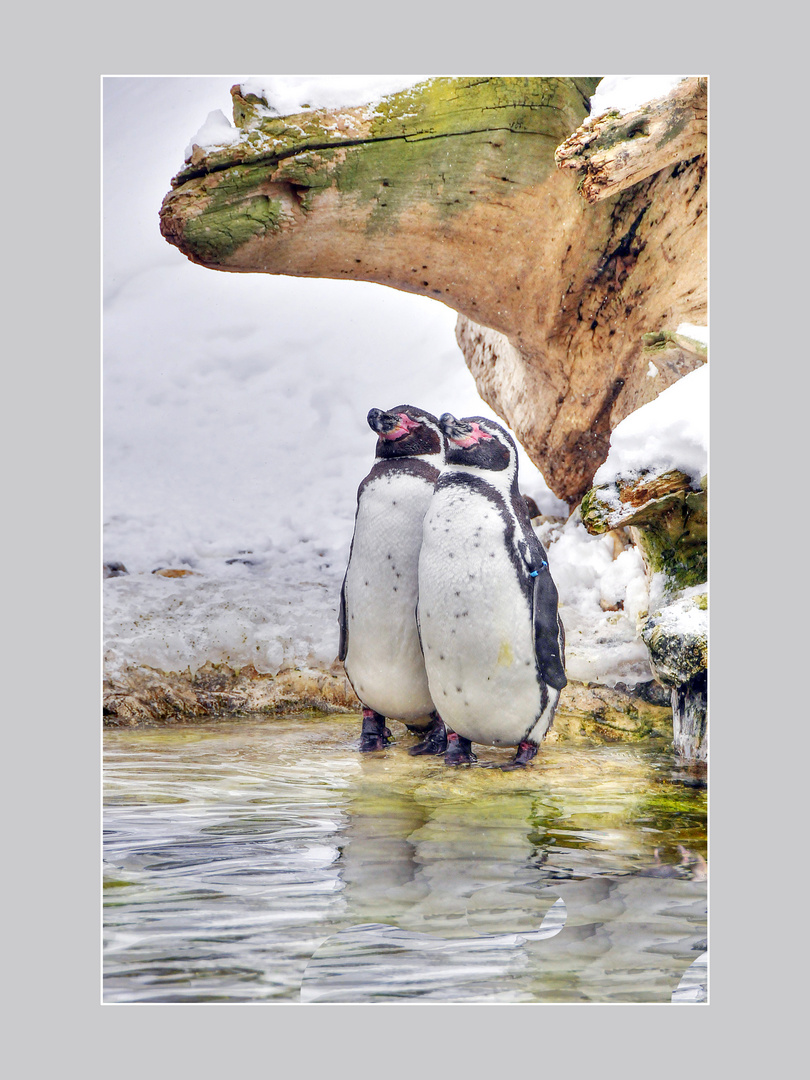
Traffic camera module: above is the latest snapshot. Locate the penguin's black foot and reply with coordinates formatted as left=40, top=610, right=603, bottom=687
left=359, top=710, right=392, bottom=752
left=408, top=713, right=448, bottom=756
left=444, top=731, right=477, bottom=765
left=501, top=741, right=538, bottom=770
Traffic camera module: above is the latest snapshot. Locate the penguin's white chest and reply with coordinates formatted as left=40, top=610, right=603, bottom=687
left=417, top=485, right=547, bottom=746
left=343, top=471, right=435, bottom=720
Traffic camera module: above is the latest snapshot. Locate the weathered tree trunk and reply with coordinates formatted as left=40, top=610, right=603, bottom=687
left=160, top=76, right=707, bottom=504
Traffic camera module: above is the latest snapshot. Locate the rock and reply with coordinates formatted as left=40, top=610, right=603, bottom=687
left=103, top=661, right=360, bottom=726
left=103, top=661, right=670, bottom=739
left=151, top=568, right=199, bottom=578
left=640, top=591, right=708, bottom=763
left=582, top=467, right=707, bottom=763
left=641, top=591, right=707, bottom=688
left=582, top=469, right=707, bottom=598
left=552, top=682, right=672, bottom=743
left=104, top=561, right=128, bottom=578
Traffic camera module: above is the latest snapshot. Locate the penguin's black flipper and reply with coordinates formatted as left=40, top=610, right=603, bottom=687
left=338, top=570, right=349, bottom=662
left=531, top=567, right=567, bottom=691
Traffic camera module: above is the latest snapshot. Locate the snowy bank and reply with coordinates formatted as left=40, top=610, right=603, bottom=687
left=103, top=76, right=710, bottom=727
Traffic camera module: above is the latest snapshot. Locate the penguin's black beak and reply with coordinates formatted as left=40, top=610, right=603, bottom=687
left=439, top=413, right=473, bottom=441
left=368, top=408, right=401, bottom=435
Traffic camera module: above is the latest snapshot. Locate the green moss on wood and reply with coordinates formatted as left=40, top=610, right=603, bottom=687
left=642, top=329, right=707, bottom=357
left=166, top=77, right=600, bottom=259
left=183, top=191, right=285, bottom=262
left=166, top=163, right=288, bottom=262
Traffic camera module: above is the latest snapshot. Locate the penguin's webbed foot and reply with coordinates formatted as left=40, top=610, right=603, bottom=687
left=501, top=741, right=538, bottom=770
left=360, top=710, right=392, bottom=752
left=408, top=713, right=448, bottom=756
left=444, top=731, right=477, bottom=765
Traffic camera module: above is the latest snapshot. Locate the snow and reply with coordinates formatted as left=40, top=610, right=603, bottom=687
left=184, top=109, right=237, bottom=158
left=676, top=322, right=709, bottom=346
left=587, top=76, right=690, bottom=123
left=536, top=516, right=652, bottom=687
left=104, top=76, right=675, bottom=692
left=240, top=75, right=430, bottom=116
left=593, top=364, right=708, bottom=488
left=185, top=75, right=432, bottom=157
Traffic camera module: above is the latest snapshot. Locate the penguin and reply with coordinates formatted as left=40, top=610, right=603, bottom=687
left=416, top=413, right=567, bottom=769
left=339, top=406, right=448, bottom=754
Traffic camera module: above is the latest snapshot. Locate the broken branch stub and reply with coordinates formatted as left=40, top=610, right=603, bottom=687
left=554, top=77, right=707, bottom=204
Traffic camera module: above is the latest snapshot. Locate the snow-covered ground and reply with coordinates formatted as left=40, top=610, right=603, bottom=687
left=103, top=76, right=705, bottom=693
left=594, top=362, right=708, bottom=489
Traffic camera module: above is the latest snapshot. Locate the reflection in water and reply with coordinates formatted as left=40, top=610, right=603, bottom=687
left=672, top=952, right=708, bottom=1003
left=104, top=714, right=707, bottom=1003
left=300, top=900, right=567, bottom=1003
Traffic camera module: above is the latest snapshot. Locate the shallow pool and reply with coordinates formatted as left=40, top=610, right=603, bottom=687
left=103, top=713, right=707, bottom=1003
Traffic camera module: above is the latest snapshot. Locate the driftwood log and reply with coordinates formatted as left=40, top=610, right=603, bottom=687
left=160, top=76, right=707, bottom=504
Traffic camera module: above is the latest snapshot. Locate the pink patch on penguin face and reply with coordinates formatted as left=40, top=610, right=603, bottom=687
left=381, top=413, right=421, bottom=441
left=450, top=422, right=494, bottom=449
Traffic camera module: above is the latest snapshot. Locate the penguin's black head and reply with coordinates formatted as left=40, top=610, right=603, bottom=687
left=367, top=405, right=445, bottom=461
left=439, top=413, right=516, bottom=475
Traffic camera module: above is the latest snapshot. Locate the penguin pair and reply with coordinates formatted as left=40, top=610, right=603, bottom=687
left=338, top=407, right=566, bottom=769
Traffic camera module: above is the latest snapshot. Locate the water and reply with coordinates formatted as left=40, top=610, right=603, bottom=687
left=103, top=713, right=707, bottom=1003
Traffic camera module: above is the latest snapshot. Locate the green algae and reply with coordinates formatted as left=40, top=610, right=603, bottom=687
left=642, top=329, right=707, bottom=357
left=180, top=164, right=286, bottom=262
left=634, top=487, right=707, bottom=594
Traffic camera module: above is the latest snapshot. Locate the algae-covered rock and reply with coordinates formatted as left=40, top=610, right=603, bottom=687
left=103, top=661, right=358, bottom=726
left=581, top=469, right=707, bottom=599
left=640, top=590, right=707, bottom=688
left=580, top=353, right=707, bottom=763
left=581, top=470, right=707, bottom=763
left=639, top=589, right=707, bottom=763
